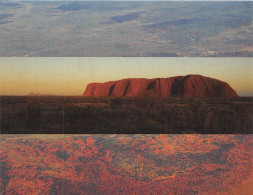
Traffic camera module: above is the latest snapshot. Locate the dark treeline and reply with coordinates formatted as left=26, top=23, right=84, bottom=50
left=0, top=96, right=252, bottom=134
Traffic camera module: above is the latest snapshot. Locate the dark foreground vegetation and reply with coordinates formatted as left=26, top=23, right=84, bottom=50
left=0, top=96, right=252, bottom=134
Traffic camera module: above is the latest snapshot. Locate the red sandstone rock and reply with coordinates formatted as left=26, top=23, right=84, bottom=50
left=83, top=75, right=238, bottom=97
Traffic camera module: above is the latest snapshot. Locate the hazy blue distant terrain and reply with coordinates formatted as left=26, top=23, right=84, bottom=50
left=0, top=1, right=252, bottom=56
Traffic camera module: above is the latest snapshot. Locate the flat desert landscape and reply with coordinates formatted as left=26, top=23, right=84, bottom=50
left=0, top=1, right=252, bottom=56
left=1, top=95, right=252, bottom=134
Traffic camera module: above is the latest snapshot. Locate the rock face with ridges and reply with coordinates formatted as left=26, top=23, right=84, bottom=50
left=83, top=75, right=238, bottom=97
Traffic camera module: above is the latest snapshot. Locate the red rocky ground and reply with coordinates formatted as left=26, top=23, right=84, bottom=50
left=0, top=135, right=252, bottom=194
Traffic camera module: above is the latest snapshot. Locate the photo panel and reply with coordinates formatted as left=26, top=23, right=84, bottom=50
left=0, top=0, right=252, bottom=194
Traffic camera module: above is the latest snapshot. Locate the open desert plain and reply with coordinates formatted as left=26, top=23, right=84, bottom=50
left=0, top=1, right=252, bottom=56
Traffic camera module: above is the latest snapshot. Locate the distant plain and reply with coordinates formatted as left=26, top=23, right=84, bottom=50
left=0, top=1, right=252, bottom=56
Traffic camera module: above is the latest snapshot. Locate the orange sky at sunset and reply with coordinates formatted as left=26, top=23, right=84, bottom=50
left=0, top=57, right=252, bottom=96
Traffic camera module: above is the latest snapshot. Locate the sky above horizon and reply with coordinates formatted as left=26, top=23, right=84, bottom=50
left=0, top=57, right=252, bottom=96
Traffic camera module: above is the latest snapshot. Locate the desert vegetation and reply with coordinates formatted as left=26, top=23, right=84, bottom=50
left=0, top=96, right=252, bottom=134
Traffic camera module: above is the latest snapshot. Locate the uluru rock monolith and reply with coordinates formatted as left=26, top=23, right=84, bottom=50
left=83, top=75, right=238, bottom=97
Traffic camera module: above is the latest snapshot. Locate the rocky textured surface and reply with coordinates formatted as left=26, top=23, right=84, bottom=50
left=83, top=75, right=238, bottom=98
left=1, top=135, right=252, bottom=194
